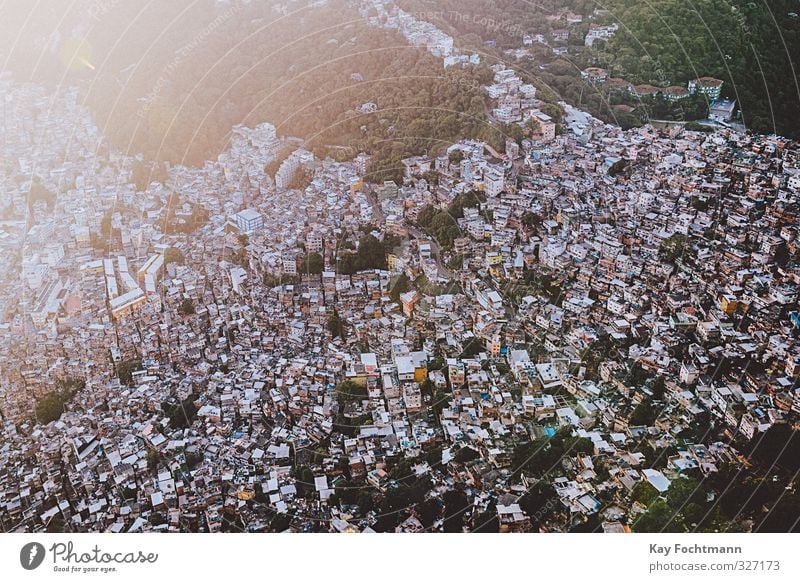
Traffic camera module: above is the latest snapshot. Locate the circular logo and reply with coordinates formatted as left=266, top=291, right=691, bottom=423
left=20, top=542, right=46, bottom=570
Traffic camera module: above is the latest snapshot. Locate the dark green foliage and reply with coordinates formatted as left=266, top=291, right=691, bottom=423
left=447, top=190, right=484, bottom=219
left=685, top=122, right=714, bottom=133
left=427, top=213, right=461, bottom=250
left=357, top=490, right=375, bottom=513
left=184, top=449, right=204, bottom=470
left=570, top=513, right=601, bottom=533
left=416, top=498, right=441, bottom=528
left=35, top=392, right=68, bottom=424
left=390, top=273, right=411, bottom=302
left=45, top=515, right=66, bottom=533
left=472, top=505, right=500, bottom=533
left=335, top=380, right=368, bottom=402
left=521, top=212, right=543, bottom=229
left=442, top=488, right=469, bottom=532
left=416, top=192, right=482, bottom=251
left=755, top=494, right=800, bottom=533
left=428, top=356, right=444, bottom=371
left=293, top=465, right=316, bottom=499
left=35, top=377, right=84, bottom=424
left=512, top=429, right=594, bottom=478
left=302, top=252, right=324, bottom=275
left=327, top=310, right=346, bottom=339
left=431, top=388, right=452, bottom=417
left=416, top=205, right=439, bottom=229
left=631, top=481, right=659, bottom=506
left=373, top=475, right=433, bottom=532
left=453, top=446, right=479, bottom=464
left=399, top=0, right=799, bottom=139
left=422, top=446, right=444, bottom=467
left=116, top=359, right=142, bottom=386
left=162, top=395, right=198, bottom=429
left=632, top=476, right=744, bottom=533
left=600, top=0, right=800, bottom=138
left=660, top=234, right=689, bottom=263
left=333, top=479, right=360, bottom=506
left=459, top=337, right=482, bottom=359
left=178, top=298, right=195, bottom=316
left=745, top=424, right=800, bottom=474
left=630, top=398, right=660, bottom=426
left=447, top=254, right=464, bottom=270
left=164, top=247, right=185, bottom=265
left=521, top=270, right=563, bottom=305
left=519, top=481, right=557, bottom=527
left=147, top=449, right=160, bottom=472
left=607, top=159, right=627, bottom=176
left=270, top=513, right=291, bottom=532
left=511, top=439, right=564, bottom=478
left=632, top=499, right=677, bottom=532
left=337, top=234, right=388, bottom=274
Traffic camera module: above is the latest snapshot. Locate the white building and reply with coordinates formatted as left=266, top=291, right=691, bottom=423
left=484, top=166, right=505, bottom=197
left=235, top=208, right=264, bottom=234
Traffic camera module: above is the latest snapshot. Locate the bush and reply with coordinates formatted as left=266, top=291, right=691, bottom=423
left=302, top=252, right=324, bottom=275
left=164, top=247, right=185, bottom=265
left=178, top=298, right=195, bottom=315
left=117, top=359, right=142, bottom=386
left=454, top=446, right=479, bottom=464
left=34, top=377, right=84, bottom=424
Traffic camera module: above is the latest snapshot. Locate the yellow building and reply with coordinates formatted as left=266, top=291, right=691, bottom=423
left=720, top=294, right=738, bottom=315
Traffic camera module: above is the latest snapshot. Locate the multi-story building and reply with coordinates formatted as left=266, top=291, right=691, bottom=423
left=235, top=208, right=264, bottom=234
left=688, top=77, right=724, bottom=101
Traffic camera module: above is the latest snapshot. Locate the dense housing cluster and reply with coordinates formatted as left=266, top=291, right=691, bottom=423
left=2, top=4, right=800, bottom=534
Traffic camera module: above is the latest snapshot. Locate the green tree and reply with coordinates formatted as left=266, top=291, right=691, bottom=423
left=164, top=247, right=185, bottom=265
left=630, top=398, right=659, bottom=426
left=327, top=310, right=346, bottom=339
left=161, top=395, right=198, bottom=429
left=746, top=424, right=800, bottom=473
left=178, top=298, right=195, bottom=316
left=116, top=358, right=142, bottom=386
left=454, top=446, right=479, bottom=464
left=147, top=449, right=160, bottom=472
left=632, top=499, right=679, bottom=532
left=390, top=273, right=411, bottom=301
left=519, top=482, right=556, bottom=527
left=35, top=391, right=68, bottom=424
left=632, top=481, right=660, bottom=506
left=303, top=252, right=324, bottom=275
left=335, top=380, right=367, bottom=401
left=659, top=234, right=689, bottom=263
left=34, top=377, right=84, bottom=424
left=448, top=149, right=464, bottom=164
left=442, top=488, right=469, bottom=533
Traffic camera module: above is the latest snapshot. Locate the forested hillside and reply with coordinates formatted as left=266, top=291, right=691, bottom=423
left=599, top=0, right=800, bottom=137
left=0, top=0, right=499, bottom=180
left=3, top=0, right=796, bottom=169
left=399, top=0, right=800, bottom=138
